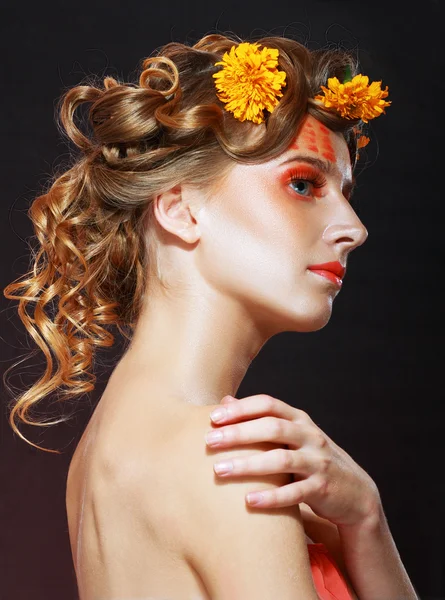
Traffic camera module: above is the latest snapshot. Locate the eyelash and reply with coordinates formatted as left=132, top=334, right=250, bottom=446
left=287, top=167, right=327, bottom=199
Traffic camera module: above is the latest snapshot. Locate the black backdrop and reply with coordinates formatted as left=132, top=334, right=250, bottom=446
left=1, top=1, right=444, bottom=599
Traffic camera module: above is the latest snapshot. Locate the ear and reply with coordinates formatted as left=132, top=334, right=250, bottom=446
left=153, top=184, right=201, bottom=245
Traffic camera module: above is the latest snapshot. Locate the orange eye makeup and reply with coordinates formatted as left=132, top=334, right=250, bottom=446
left=281, top=165, right=327, bottom=199
left=280, top=116, right=356, bottom=201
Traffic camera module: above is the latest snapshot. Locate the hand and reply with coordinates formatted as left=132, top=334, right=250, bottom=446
left=205, top=394, right=381, bottom=527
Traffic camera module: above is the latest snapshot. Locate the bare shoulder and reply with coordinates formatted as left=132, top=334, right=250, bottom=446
left=182, top=407, right=358, bottom=600
left=173, top=405, right=320, bottom=598
left=183, top=402, right=301, bottom=500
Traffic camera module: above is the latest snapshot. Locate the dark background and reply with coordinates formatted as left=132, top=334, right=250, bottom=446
left=1, top=1, right=444, bottom=599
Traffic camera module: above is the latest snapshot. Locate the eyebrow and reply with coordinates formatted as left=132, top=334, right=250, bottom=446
left=279, top=153, right=356, bottom=200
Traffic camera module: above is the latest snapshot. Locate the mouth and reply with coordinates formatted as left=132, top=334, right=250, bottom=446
left=308, top=261, right=345, bottom=287
left=308, top=269, right=343, bottom=286
left=307, top=261, right=346, bottom=279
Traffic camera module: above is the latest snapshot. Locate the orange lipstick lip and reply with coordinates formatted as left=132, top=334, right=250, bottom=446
left=309, top=269, right=343, bottom=286
left=307, top=261, right=346, bottom=279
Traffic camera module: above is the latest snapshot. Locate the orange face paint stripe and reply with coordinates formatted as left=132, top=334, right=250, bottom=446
left=317, top=123, right=330, bottom=134
left=288, top=117, right=338, bottom=164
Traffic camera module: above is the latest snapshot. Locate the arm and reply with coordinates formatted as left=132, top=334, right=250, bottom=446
left=337, top=502, right=420, bottom=600
left=299, top=503, right=359, bottom=599
left=203, top=395, right=420, bottom=598
left=189, top=440, right=321, bottom=599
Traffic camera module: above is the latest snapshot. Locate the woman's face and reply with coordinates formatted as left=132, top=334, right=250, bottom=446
left=195, top=114, right=369, bottom=334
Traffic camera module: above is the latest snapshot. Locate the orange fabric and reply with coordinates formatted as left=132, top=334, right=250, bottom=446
left=307, top=542, right=353, bottom=600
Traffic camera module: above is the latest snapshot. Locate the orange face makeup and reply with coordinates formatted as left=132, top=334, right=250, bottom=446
left=279, top=165, right=327, bottom=201
left=289, top=117, right=336, bottom=164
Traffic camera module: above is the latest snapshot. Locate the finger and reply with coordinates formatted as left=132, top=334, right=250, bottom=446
left=245, top=478, right=317, bottom=509
left=206, top=416, right=307, bottom=448
left=214, top=447, right=313, bottom=478
left=221, top=395, right=238, bottom=404
left=211, top=394, right=308, bottom=425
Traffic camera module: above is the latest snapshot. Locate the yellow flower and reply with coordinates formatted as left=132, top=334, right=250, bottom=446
left=212, top=42, right=287, bottom=124
left=314, top=74, right=391, bottom=123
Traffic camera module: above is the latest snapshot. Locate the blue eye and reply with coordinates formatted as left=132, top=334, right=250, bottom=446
left=286, top=168, right=327, bottom=199
left=290, top=179, right=312, bottom=196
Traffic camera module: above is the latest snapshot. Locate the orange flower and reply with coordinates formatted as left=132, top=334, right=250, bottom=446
left=357, top=135, right=370, bottom=148
left=314, top=74, right=391, bottom=123
left=213, top=42, right=287, bottom=124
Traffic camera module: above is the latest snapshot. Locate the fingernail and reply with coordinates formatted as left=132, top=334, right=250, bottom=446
left=210, top=408, right=227, bottom=423
left=246, top=492, right=264, bottom=505
left=214, top=461, right=233, bottom=474
left=205, top=430, right=223, bottom=445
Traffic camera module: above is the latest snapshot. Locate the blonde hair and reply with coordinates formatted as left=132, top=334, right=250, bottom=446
left=3, top=32, right=363, bottom=453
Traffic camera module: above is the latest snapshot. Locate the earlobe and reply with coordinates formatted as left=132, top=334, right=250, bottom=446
left=177, top=222, right=201, bottom=244
left=153, top=185, right=201, bottom=244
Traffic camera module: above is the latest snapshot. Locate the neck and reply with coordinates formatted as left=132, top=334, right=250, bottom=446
left=116, top=282, right=274, bottom=406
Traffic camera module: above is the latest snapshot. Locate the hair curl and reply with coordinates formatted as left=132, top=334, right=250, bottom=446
left=3, top=32, right=364, bottom=453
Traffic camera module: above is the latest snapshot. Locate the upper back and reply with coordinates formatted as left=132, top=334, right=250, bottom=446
left=66, top=375, right=320, bottom=599
left=65, top=378, right=217, bottom=599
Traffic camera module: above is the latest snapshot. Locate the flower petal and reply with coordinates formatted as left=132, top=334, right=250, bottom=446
left=213, top=42, right=287, bottom=123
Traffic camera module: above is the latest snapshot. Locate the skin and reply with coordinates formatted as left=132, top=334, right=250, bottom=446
left=67, top=114, right=420, bottom=600
left=291, top=117, right=337, bottom=162
left=204, top=392, right=380, bottom=525
left=119, top=113, right=368, bottom=408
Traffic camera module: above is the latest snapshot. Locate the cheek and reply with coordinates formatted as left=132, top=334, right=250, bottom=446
left=199, top=196, right=276, bottom=281
left=197, top=184, right=312, bottom=294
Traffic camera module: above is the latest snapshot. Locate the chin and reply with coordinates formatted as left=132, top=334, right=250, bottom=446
left=291, top=315, right=331, bottom=333
left=291, top=296, right=335, bottom=333
left=269, top=303, right=333, bottom=335
left=248, top=289, right=336, bottom=336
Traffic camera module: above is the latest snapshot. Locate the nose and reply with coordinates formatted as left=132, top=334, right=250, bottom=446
left=322, top=210, right=369, bottom=256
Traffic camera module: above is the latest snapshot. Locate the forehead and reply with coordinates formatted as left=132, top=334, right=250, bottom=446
left=288, top=114, right=351, bottom=172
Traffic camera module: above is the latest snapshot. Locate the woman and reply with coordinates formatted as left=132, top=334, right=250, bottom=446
left=3, top=32, right=419, bottom=599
